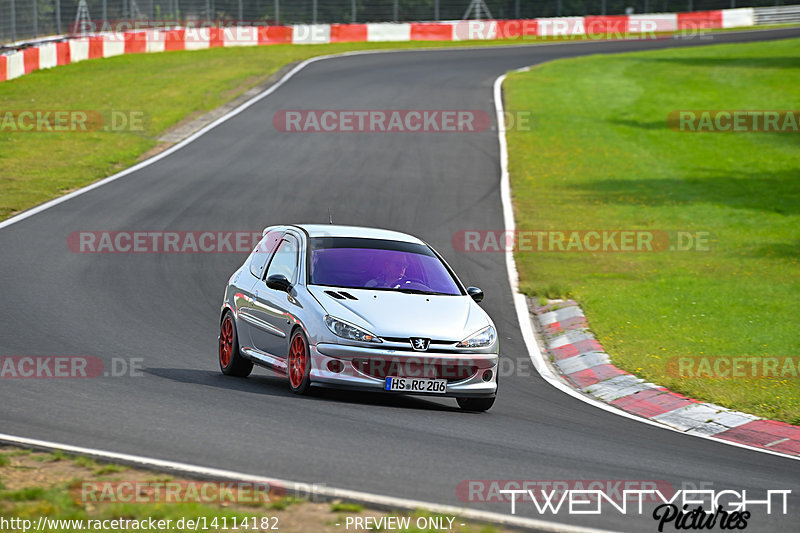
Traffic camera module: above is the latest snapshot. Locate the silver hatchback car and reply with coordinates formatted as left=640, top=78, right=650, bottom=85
left=218, top=224, right=499, bottom=411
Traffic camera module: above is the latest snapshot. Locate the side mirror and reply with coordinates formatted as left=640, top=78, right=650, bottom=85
left=266, top=274, right=292, bottom=292
left=467, top=286, right=484, bottom=303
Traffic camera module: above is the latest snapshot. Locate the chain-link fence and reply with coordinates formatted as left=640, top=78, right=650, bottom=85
left=0, top=0, right=791, bottom=45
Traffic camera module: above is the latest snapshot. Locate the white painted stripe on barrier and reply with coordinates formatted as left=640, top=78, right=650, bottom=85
left=722, top=7, right=755, bottom=28
left=6, top=52, right=25, bottom=80
left=554, top=352, right=610, bottom=374
left=103, top=33, right=127, bottom=57
left=69, top=39, right=90, bottom=62
left=367, top=23, right=411, bottom=42
left=184, top=27, right=211, bottom=50
left=584, top=375, right=659, bottom=402
left=547, top=330, right=593, bottom=349
left=536, top=17, right=586, bottom=36
left=225, top=26, right=260, bottom=47
left=292, top=24, right=332, bottom=44
left=38, top=43, right=58, bottom=69
left=145, top=29, right=166, bottom=53
left=452, top=20, right=496, bottom=41
left=629, top=13, right=678, bottom=33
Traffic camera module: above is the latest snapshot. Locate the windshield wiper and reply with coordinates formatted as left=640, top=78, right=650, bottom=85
left=393, top=288, right=449, bottom=295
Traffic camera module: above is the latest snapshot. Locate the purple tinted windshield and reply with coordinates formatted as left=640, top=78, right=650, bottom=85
left=310, top=241, right=461, bottom=295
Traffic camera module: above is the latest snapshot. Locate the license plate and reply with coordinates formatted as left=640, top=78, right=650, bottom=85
left=385, top=376, right=447, bottom=394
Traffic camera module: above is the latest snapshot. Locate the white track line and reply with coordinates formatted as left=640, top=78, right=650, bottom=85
left=0, top=433, right=611, bottom=533
left=493, top=71, right=798, bottom=462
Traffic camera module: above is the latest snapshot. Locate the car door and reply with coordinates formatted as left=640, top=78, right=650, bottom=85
left=248, top=234, right=300, bottom=358
left=236, top=230, right=283, bottom=350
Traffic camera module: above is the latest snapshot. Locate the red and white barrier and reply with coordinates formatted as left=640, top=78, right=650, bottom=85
left=1, top=8, right=757, bottom=83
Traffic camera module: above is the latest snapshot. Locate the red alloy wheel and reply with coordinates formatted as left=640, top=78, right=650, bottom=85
left=288, top=334, right=307, bottom=389
left=219, top=316, right=234, bottom=368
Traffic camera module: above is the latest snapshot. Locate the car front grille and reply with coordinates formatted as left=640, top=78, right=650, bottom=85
left=352, top=358, right=478, bottom=383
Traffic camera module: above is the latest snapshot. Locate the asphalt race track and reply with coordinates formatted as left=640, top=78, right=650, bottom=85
left=1, top=27, right=799, bottom=532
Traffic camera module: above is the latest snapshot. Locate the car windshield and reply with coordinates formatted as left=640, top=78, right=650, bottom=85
left=309, top=237, right=462, bottom=296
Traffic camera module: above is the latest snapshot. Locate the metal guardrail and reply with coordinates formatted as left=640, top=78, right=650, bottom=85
left=754, top=4, right=800, bottom=24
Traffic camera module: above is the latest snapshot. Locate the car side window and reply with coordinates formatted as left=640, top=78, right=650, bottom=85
left=265, top=236, right=299, bottom=284
left=249, top=231, right=282, bottom=279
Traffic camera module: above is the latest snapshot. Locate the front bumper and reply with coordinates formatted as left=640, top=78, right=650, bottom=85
left=310, top=342, right=498, bottom=398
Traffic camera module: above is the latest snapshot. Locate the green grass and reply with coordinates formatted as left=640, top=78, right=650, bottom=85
left=505, top=38, right=800, bottom=423
left=32, top=450, right=69, bottom=463
left=0, top=483, right=261, bottom=532
left=330, top=501, right=364, bottom=513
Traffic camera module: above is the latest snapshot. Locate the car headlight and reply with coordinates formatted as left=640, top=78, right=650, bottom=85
left=324, top=316, right=382, bottom=343
left=456, top=326, right=496, bottom=348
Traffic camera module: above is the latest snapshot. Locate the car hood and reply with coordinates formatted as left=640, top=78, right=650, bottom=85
left=308, top=286, right=490, bottom=341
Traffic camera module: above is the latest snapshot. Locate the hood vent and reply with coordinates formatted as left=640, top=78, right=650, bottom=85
left=324, top=290, right=345, bottom=300
left=323, top=290, right=359, bottom=300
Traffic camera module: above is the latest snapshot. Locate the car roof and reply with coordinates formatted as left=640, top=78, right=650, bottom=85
left=291, top=224, right=425, bottom=244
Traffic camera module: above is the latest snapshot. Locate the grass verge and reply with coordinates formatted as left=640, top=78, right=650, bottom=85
left=0, top=446, right=501, bottom=533
left=504, top=37, right=800, bottom=423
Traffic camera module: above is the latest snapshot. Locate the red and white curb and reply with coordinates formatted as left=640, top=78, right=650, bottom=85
left=1, top=7, right=758, bottom=83
left=530, top=299, right=800, bottom=456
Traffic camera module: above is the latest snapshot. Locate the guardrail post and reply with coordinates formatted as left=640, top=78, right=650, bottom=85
left=352, top=0, right=356, bottom=23
left=393, top=0, right=398, bottom=22
left=275, top=0, right=279, bottom=24
left=312, top=0, right=317, bottom=24
left=238, top=0, right=243, bottom=21
left=601, top=0, right=606, bottom=16
left=56, top=0, right=62, bottom=34
left=557, top=0, right=562, bottom=17
left=515, top=0, right=520, bottom=18
left=434, top=0, right=439, bottom=21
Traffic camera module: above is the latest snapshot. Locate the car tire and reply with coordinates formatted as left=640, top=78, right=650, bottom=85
left=287, top=329, right=312, bottom=395
left=457, top=373, right=497, bottom=412
left=219, top=311, right=253, bottom=377
left=456, top=396, right=495, bottom=412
